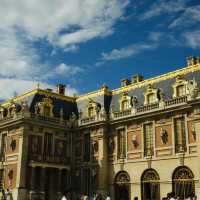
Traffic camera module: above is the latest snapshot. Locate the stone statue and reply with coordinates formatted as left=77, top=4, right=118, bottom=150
left=131, top=96, right=138, bottom=108
left=187, top=78, right=199, bottom=99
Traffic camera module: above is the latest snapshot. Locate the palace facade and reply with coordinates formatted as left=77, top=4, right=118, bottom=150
left=0, top=56, right=200, bottom=200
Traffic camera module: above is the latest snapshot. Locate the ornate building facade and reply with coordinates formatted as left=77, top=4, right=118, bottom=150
left=0, top=56, right=200, bottom=200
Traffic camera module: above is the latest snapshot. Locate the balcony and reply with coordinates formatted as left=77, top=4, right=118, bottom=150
left=78, top=113, right=107, bottom=126
left=112, top=95, right=189, bottom=120
left=29, top=153, right=70, bottom=165
left=0, top=112, right=71, bottom=127
left=113, top=109, right=131, bottom=118
left=165, top=96, right=187, bottom=107
left=137, top=103, right=159, bottom=113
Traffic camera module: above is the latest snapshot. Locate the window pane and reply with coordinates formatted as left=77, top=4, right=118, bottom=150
left=122, top=100, right=129, bottom=111
left=177, top=85, right=185, bottom=97
left=88, top=107, right=94, bottom=117
left=118, top=129, right=126, bottom=159
left=148, top=94, right=155, bottom=104
left=144, top=123, right=154, bottom=157
left=174, top=117, right=186, bottom=153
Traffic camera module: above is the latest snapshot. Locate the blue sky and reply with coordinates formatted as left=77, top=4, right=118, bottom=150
left=0, top=0, right=199, bottom=99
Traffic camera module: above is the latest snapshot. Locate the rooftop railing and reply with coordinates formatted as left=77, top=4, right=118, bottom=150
left=112, top=95, right=189, bottom=120
left=0, top=112, right=71, bottom=127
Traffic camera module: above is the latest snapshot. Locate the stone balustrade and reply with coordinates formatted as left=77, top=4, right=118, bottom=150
left=112, top=95, right=189, bottom=120
left=0, top=112, right=71, bottom=127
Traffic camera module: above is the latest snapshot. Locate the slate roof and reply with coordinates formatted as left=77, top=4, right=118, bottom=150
left=1, top=63, right=200, bottom=119
left=1, top=89, right=78, bottom=120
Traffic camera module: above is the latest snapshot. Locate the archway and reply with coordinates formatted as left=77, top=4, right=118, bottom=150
left=114, top=171, right=130, bottom=200
left=172, top=166, right=195, bottom=199
left=141, top=168, right=160, bottom=200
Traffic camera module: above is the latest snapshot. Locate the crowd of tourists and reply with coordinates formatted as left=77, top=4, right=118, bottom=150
left=60, top=190, right=198, bottom=200
left=60, top=190, right=111, bottom=200
left=162, top=192, right=197, bottom=200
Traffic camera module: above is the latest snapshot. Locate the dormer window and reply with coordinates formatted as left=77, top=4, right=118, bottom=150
left=172, top=76, right=188, bottom=98
left=121, top=100, right=129, bottom=111
left=119, top=92, right=131, bottom=111
left=144, top=84, right=159, bottom=105
left=36, top=98, right=54, bottom=117
left=176, top=85, right=186, bottom=97
left=147, top=93, right=156, bottom=104
left=44, top=106, right=51, bottom=117
left=86, top=99, right=101, bottom=118
left=88, top=106, right=95, bottom=117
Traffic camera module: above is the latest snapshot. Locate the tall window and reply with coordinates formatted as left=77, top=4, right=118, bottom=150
left=117, top=128, right=126, bottom=159
left=121, top=100, right=129, bottom=111
left=0, top=133, right=6, bottom=160
left=144, top=123, right=154, bottom=157
left=176, top=85, right=186, bottom=97
left=174, top=117, right=186, bottom=153
left=44, top=133, right=53, bottom=157
left=83, top=169, right=91, bottom=195
left=84, top=133, right=91, bottom=162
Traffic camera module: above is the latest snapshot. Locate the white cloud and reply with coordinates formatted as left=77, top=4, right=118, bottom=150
left=0, top=79, right=49, bottom=100
left=0, top=1, right=129, bottom=99
left=169, top=5, right=200, bottom=28
left=0, top=78, right=78, bottom=100
left=54, top=63, right=83, bottom=76
left=101, top=43, right=157, bottom=61
left=0, top=28, right=42, bottom=79
left=0, top=0, right=129, bottom=47
left=63, top=45, right=79, bottom=53
left=183, top=30, right=200, bottom=49
left=139, top=0, right=186, bottom=21
left=148, top=32, right=163, bottom=42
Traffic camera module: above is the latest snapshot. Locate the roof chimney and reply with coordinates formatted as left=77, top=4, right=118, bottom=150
left=187, top=56, right=200, bottom=66
left=57, top=84, right=66, bottom=95
left=121, top=79, right=131, bottom=87
left=132, top=74, right=144, bottom=83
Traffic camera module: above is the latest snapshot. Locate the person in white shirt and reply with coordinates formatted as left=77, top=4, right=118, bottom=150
left=105, top=196, right=111, bottom=200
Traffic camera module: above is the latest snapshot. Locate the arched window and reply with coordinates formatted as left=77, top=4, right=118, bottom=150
left=172, top=166, right=195, bottom=199
left=114, top=171, right=130, bottom=200
left=141, top=169, right=160, bottom=200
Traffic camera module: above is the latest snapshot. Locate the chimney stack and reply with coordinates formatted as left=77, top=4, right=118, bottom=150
left=132, top=74, right=144, bottom=84
left=187, top=56, right=200, bottom=66
left=121, top=79, right=131, bottom=87
left=57, top=84, right=66, bottom=95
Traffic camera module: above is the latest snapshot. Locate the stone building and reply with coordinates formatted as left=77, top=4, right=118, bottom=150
left=0, top=56, right=200, bottom=200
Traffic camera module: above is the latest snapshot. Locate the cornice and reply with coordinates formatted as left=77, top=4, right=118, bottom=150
left=76, top=87, right=112, bottom=101
left=1, top=88, right=76, bottom=106
left=112, top=64, right=200, bottom=95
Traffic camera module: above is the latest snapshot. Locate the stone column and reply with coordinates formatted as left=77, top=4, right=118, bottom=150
left=41, top=167, right=46, bottom=192
left=30, top=167, right=35, bottom=191
left=57, top=169, right=62, bottom=193
left=97, top=127, right=108, bottom=196
left=195, top=121, right=200, bottom=199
